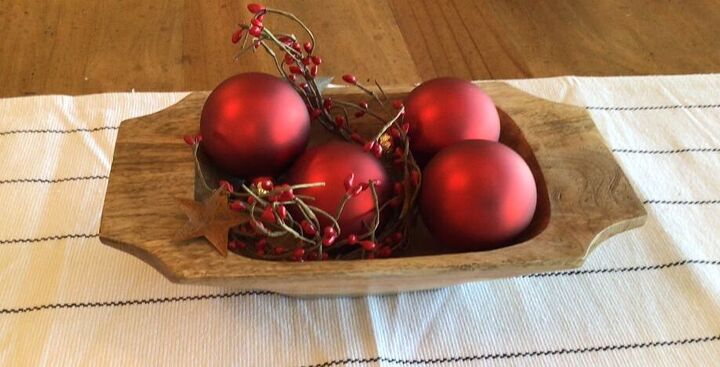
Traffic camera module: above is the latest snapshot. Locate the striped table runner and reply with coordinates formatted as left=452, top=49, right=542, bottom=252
left=1, top=75, right=719, bottom=366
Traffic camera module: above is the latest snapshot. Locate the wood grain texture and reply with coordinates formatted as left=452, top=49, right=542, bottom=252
left=1, top=1, right=719, bottom=97
left=99, top=83, right=646, bottom=296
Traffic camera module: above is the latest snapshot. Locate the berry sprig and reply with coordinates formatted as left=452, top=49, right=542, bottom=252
left=182, top=3, right=422, bottom=261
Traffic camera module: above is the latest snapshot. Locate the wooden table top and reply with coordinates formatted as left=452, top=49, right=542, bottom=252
left=1, top=0, right=719, bottom=98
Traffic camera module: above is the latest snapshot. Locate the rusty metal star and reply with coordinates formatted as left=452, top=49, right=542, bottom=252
left=173, top=189, right=247, bottom=257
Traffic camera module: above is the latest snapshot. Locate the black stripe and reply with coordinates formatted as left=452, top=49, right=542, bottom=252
left=644, top=199, right=720, bottom=205
left=523, top=259, right=720, bottom=278
left=613, top=148, right=720, bottom=154
left=587, top=104, right=720, bottom=111
left=301, top=335, right=720, bottom=367
left=1, top=257, right=716, bottom=314
left=0, top=126, right=118, bottom=136
left=0, top=233, right=99, bottom=245
left=0, top=175, right=108, bottom=185
left=0, top=291, right=273, bottom=314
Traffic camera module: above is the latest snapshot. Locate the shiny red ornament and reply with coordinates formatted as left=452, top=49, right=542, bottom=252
left=404, top=77, right=500, bottom=164
left=286, top=142, right=390, bottom=237
left=420, top=140, right=537, bottom=251
left=200, top=73, right=310, bottom=177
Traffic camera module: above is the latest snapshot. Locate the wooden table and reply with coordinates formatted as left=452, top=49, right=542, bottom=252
left=1, top=0, right=719, bottom=98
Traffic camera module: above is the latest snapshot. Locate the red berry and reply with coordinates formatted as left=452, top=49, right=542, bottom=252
left=301, top=220, right=317, bottom=237
left=230, top=201, right=246, bottom=211
left=322, top=235, right=337, bottom=247
left=410, top=170, right=420, bottom=186
left=277, top=186, right=295, bottom=201
left=392, top=231, right=403, bottom=242
left=323, top=98, right=333, bottom=109
left=287, top=74, right=297, bottom=82
left=293, top=248, right=306, bottom=258
left=359, top=101, right=369, bottom=110
left=299, top=82, right=308, bottom=89
left=251, top=219, right=265, bottom=232
left=347, top=234, right=358, bottom=244
left=334, top=115, right=346, bottom=128
left=274, top=246, right=286, bottom=255
left=392, top=100, right=404, bottom=109
left=278, top=35, right=293, bottom=44
left=349, top=185, right=362, bottom=197
left=228, top=240, right=239, bottom=250
left=251, top=18, right=263, bottom=27
left=195, top=134, right=203, bottom=143
left=393, top=147, right=404, bottom=158
left=378, top=246, right=392, bottom=258
left=276, top=205, right=288, bottom=220
left=303, top=41, right=313, bottom=53
left=284, top=53, right=295, bottom=65
left=350, top=183, right=368, bottom=197
left=311, top=56, right=322, bottom=65
left=249, top=25, right=263, bottom=37
left=302, top=57, right=311, bottom=66
left=389, top=128, right=401, bottom=139
left=354, top=111, right=365, bottom=118
left=350, top=133, right=364, bottom=145
left=306, top=252, right=318, bottom=261
left=219, top=180, right=234, bottom=193
left=252, top=177, right=272, bottom=191
left=257, top=14, right=265, bottom=21
left=371, top=143, right=383, bottom=158
left=310, top=108, right=322, bottom=118
left=231, top=29, right=244, bottom=44
left=256, top=249, right=266, bottom=256
left=310, top=65, right=319, bottom=77
left=363, top=141, right=377, bottom=153
left=289, top=65, right=302, bottom=74
left=247, top=196, right=256, bottom=205
left=344, top=173, right=355, bottom=191
left=393, top=182, right=404, bottom=195
left=292, top=42, right=302, bottom=52
left=257, top=238, right=268, bottom=250
left=323, top=226, right=337, bottom=237
left=342, top=74, right=357, bottom=84
left=247, top=3, right=265, bottom=13
left=360, top=241, right=377, bottom=251
left=261, top=206, right=276, bottom=223
left=183, top=134, right=195, bottom=145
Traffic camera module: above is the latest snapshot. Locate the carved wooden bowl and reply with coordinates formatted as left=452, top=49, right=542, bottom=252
left=99, top=82, right=646, bottom=296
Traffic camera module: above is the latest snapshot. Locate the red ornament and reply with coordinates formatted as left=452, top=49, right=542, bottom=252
left=286, top=142, right=391, bottom=237
left=200, top=73, right=310, bottom=177
left=404, top=77, right=500, bottom=163
left=420, top=140, right=537, bottom=251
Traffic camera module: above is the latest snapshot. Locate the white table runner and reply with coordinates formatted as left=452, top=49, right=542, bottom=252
left=1, top=75, right=719, bottom=366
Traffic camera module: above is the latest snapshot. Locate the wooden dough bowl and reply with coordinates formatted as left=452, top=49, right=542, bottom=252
left=99, top=82, right=646, bottom=296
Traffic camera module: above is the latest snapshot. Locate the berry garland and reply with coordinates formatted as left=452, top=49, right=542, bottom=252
left=184, top=3, right=421, bottom=261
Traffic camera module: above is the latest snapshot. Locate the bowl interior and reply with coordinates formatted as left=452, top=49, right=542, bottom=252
left=194, top=94, right=551, bottom=258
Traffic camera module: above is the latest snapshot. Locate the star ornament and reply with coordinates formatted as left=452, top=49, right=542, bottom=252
left=173, top=189, right=248, bottom=256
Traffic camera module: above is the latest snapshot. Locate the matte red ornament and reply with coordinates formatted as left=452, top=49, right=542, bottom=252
left=404, top=77, right=500, bottom=163
left=420, top=140, right=537, bottom=251
left=200, top=73, right=310, bottom=177
left=286, top=142, right=391, bottom=237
